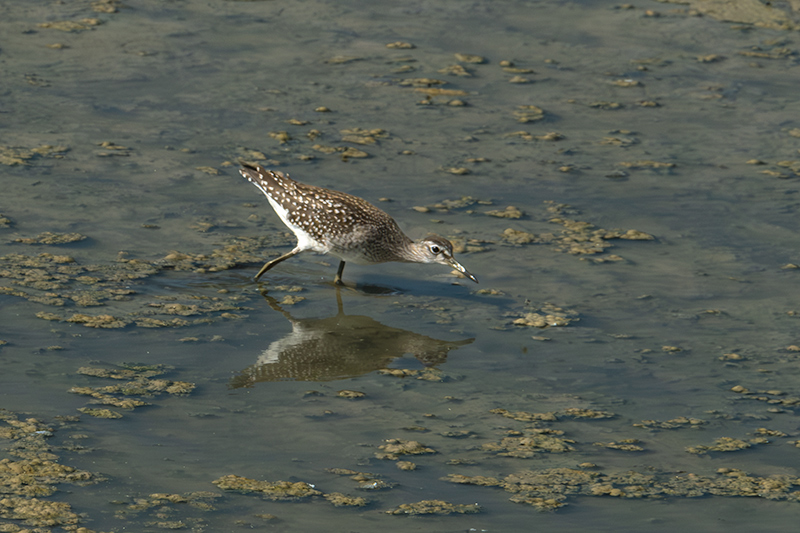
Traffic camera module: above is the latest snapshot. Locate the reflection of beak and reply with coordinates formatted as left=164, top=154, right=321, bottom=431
left=447, top=257, right=479, bottom=283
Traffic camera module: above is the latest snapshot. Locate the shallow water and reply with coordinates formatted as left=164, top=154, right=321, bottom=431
left=3, top=0, right=800, bottom=531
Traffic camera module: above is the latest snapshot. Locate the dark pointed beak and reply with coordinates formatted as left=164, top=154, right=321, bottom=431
left=447, top=257, right=479, bottom=283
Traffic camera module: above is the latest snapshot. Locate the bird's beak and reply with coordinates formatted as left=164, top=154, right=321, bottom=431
left=448, top=257, right=479, bottom=283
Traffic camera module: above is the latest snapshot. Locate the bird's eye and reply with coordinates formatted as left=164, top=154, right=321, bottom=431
left=430, top=245, right=441, bottom=254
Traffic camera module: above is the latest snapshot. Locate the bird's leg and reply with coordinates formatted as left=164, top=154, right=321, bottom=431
left=333, top=260, right=346, bottom=285
left=254, top=247, right=302, bottom=281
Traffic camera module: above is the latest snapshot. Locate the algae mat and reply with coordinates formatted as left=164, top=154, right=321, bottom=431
left=2, top=0, right=800, bottom=531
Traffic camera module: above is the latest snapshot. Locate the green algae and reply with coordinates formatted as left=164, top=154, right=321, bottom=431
left=324, top=468, right=391, bottom=491
left=593, top=439, right=645, bottom=452
left=548, top=216, right=654, bottom=256
left=77, top=407, right=123, bottom=419
left=12, top=233, right=87, bottom=245
left=445, top=474, right=502, bottom=487
left=511, top=303, right=577, bottom=329
left=70, top=364, right=195, bottom=416
left=3, top=2, right=800, bottom=529
left=500, top=228, right=550, bottom=245
left=562, top=408, right=616, bottom=419
left=212, top=475, right=321, bottom=500
left=0, top=236, right=275, bottom=328
left=490, top=408, right=558, bottom=422
left=37, top=18, right=102, bottom=32
left=385, top=499, right=481, bottom=515
left=445, top=466, right=800, bottom=511
left=512, top=105, right=545, bottom=123
left=482, top=430, right=576, bottom=458
left=685, top=436, right=766, bottom=455
left=0, top=496, right=81, bottom=528
left=660, top=0, right=800, bottom=31
left=487, top=200, right=656, bottom=265
left=336, top=390, right=366, bottom=399
left=323, top=492, right=368, bottom=507
left=113, top=491, right=221, bottom=524
left=439, top=64, right=473, bottom=77
left=0, top=368, right=200, bottom=529
left=0, top=145, right=69, bottom=166
left=375, top=439, right=436, bottom=460
left=485, top=206, right=524, bottom=219
left=68, top=388, right=150, bottom=409
left=730, top=385, right=800, bottom=408
left=0, top=411, right=100, bottom=528
left=634, top=417, right=707, bottom=430
left=490, top=406, right=613, bottom=422
left=0, top=457, right=96, bottom=498
left=325, top=468, right=366, bottom=476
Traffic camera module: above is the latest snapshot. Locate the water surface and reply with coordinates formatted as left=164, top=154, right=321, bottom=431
left=2, top=0, right=800, bottom=531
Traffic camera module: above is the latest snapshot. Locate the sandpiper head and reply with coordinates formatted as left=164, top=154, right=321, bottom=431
left=415, top=234, right=479, bottom=283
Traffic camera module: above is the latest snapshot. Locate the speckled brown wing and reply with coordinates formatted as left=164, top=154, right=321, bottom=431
left=288, top=181, right=416, bottom=263
left=240, top=163, right=412, bottom=263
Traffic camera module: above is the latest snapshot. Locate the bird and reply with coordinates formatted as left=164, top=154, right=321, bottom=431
left=239, top=162, right=478, bottom=285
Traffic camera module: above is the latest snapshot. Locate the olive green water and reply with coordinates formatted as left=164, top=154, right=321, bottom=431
left=3, top=0, right=800, bottom=531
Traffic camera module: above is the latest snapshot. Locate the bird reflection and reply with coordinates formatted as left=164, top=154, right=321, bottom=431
left=229, top=289, right=474, bottom=387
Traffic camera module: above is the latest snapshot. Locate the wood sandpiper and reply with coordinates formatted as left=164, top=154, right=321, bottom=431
left=240, top=162, right=478, bottom=285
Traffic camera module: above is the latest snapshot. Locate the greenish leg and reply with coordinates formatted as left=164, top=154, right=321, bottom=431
left=333, top=260, right=346, bottom=285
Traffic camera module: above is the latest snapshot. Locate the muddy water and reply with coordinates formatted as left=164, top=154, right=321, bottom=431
left=2, top=0, right=800, bottom=531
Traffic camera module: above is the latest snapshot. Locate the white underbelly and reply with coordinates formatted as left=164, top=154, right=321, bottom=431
left=267, top=196, right=329, bottom=253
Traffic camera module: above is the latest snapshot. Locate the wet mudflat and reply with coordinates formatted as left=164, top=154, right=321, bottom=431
left=2, top=0, right=800, bottom=531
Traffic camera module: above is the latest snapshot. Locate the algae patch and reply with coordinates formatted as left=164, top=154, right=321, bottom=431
left=70, top=363, right=195, bottom=417
left=37, top=18, right=102, bottom=32
left=375, top=439, right=437, bottom=460
left=0, top=410, right=100, bottom=528
left=12, top=233, right=87, bottom=245
left=445, top=466, right=800, bottom=511
left=323, top=492, right=368, bottom=507
left=483, top=430, right=576, bottom=458
left=0, top=145, right=69, bottom=166
left=213, top=473, right=370, bottom=508
left=659, top=0, right=800, bottom=31
left=0, top=236, right=272, bottom=328
left=511, top=302, right=578, bottom=329
left=634, top=417, right=707, bottom=430
left=685, top=436, right=765, bottom=455
left=212, top=475, right=321, bottom=500
left=385, top=499, right=481, bottom=515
